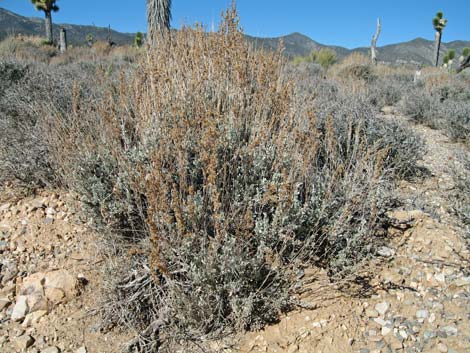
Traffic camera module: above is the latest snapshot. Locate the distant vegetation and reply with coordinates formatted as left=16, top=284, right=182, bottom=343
left=292, top=48, right=337, bottom=69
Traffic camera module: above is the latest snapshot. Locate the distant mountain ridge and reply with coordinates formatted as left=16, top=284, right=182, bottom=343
left=1, top=7, right=469, bottom=65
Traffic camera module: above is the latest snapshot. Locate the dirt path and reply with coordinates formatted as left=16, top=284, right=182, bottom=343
left=1, top=114, right=469, bottom=353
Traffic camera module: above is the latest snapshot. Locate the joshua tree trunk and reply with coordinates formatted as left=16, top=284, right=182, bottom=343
left=147, top=0, right=172, bottom=46
left=59, top=28, right=67, bottom=53
left=45, top=10, right=53, bottom=43
left=434, top=31, right=442, bottom=67
left=371, top=17, right=381, bottom=64
left=457, top=56, right=470, bottom=73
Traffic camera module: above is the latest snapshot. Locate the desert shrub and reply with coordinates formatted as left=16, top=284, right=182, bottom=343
left=368, top=74, right=414, bottom=108
left=400, top=88, right=433, bottom=124
left=0, top=60, right=100, bottom=189
left=303, top=77, right=425, bottom=179
left=338, top=63, right=375, bottom=82
left=36, top=9, right=428, bottom=352
left=0, top=36, right=57, bottom=63
left=400, top=79, right=470, bottom=144
left=452, top=152, right=470, bottom=226
left=316, top=48, right=337, bottom=69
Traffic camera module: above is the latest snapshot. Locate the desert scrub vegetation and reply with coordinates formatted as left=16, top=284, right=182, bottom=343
left=0, top=35, right=142, bottom=193
left=400, top=71, right=470, bottom=145
left=0, top=8, right=427, bottom=353
left=16, top=8, right=427, bottom=351
left=452, top=152, right=470, bottom=227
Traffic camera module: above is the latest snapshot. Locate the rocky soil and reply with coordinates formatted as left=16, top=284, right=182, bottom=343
left=1, top=111, right=469, bottom=353
left=0, top=192, right=129, bottom=352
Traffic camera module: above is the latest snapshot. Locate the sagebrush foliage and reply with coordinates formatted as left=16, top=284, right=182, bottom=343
left=400, top=76, right=470, bottom=144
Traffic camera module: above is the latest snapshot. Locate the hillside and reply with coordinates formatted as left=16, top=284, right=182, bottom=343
left=1, top=7, right=469, bottom=64
left=0, top=8, right=134, bottom=46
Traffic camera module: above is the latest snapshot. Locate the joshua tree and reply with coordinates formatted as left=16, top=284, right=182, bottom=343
left=457, top=47, right=470, bottom=73
left=135, top=32, right=144, bottom=47
left=31, top=0, right=59, bottom=44
left=432, top=11, right=447, bottom=67
left=443, top=49, right=455, bottom=67
left=371, top=17, right=381, bottom=64
left=146, top=0, right=172, bottom=45
left=86, top=34, right=94, bottom=48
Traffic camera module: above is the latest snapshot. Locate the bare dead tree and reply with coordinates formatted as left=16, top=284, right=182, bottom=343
left=371, top=17, right=381, bottom=65
left=59, top=27, right=67, bottom=53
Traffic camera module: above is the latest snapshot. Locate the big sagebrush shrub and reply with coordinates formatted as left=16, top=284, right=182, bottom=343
left=43, top=8, right=423, bottom=352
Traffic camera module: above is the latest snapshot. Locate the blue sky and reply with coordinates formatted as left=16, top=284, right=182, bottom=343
left=1, top=0, right=469, bottom=48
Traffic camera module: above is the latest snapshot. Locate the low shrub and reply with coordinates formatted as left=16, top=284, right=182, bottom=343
left=0, top=60, right=100, bottom=190
left=452, top=152, right=470, bottom=226
left=368, top=74, right=414, bottom=108
left=400, top=79, right=470, bottom=144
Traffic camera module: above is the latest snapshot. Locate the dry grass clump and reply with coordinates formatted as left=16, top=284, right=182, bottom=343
left=332, top=53, right=375, bottom=83
left=0, top=35, right=57, bottom=63
left=31, top=8, right=423, bottom=352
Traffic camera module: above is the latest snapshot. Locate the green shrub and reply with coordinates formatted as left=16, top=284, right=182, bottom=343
left=316, top=48, right=336, bottom=69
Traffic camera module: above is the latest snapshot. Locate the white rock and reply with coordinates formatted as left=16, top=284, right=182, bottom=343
left=0, top=203, right=11, bottom=212
left=377, top=246, right=395, bottom=257
left=76, top=347, right=87, bottom=353
left=381, top=326, right=392, bottom=336
left=11, top=295, right=29, bottom=321
left=375, top=301, right=389, bottom=316
left=41, top=347, right=60, bottom=353
left=454, top=276, right=470, bottom=287
left=416, top=309, right=429, bottom=319
left=22, top=310, right=47, bottom=327
left=437, top=342, right=448, bottom=352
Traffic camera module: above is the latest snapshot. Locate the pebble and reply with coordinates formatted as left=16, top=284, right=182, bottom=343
left=416, top=309, right=429, bottom=319
left=11, top=295, right=29, bottom=321
left=0, top=298, right=11, bottom=311
left=76, top=347, right=87, bottom=353
left=454, top=276, right=470, bottom=287
left=378, top=246, right=395, bottom=257
left=366, top=308, right=379, bottom=318
left=13, top=335, right=35, bottom=351
left=382, top=326, right=392, bottom=336
left=434, top=273, right=446, bottom=283
left=375, top=301, right=389, bottom=316
left=41, top=348, right=60, bottom=353
left=437, top=343, right=448, bottom=352
left=440, top=326, right=458, bottom=336
left=287, top=344, right=299, bottom=353
left=373, top=317, right=389, bottom=326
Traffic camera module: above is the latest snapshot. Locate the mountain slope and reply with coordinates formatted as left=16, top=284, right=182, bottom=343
left=1, top=7, right=469, bottom=64
left=0, top=8, right=134, bottom=46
